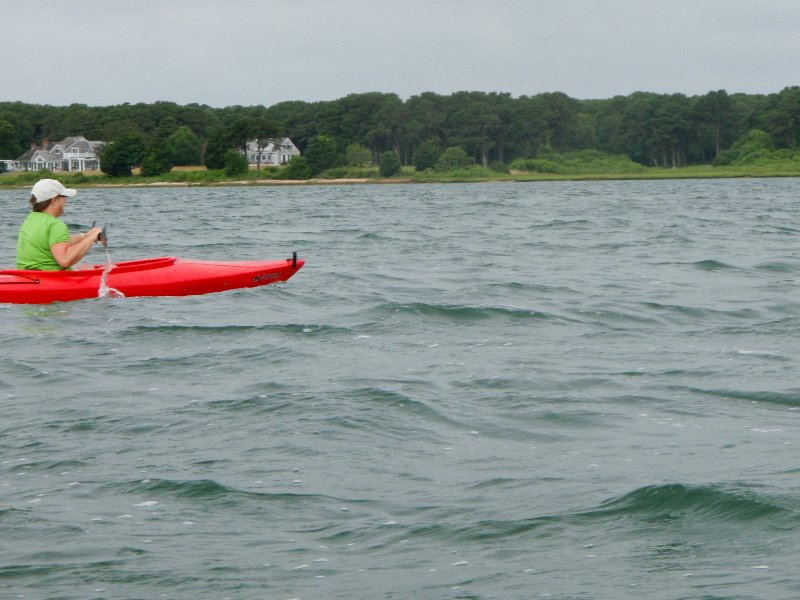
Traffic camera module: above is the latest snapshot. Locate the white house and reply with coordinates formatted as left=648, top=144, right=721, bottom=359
left=244, top=137, right=300, bottom=168
left=13, top=147, right=63, bottom=172
left=49, top=136, right=104, bottom=171
left=14, top=136, right=104, bottom=172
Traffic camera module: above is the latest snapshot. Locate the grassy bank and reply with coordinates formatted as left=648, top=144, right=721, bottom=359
left=2, top=162, right=799, bottom=191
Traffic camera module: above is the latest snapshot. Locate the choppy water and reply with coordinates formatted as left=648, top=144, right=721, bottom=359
left=1, top=179, right=799, bottom=600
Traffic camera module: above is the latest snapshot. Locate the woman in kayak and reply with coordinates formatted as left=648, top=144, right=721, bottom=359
left=16, top=178, right=104, bottom=270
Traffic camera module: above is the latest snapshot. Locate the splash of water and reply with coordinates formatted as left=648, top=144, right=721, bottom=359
left=98, top=246, right=125, bottom=299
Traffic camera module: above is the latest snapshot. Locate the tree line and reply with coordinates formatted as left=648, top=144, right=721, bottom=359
left=1, top=87, right=799, bottom=177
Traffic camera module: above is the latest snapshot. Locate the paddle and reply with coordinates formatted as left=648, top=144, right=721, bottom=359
left=91, top=221, right=121, bottom=298
left=91, top=221, right=107, bottom=247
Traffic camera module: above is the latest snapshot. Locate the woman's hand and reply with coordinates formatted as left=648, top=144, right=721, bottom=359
left=87, top=226, right=104, bottom=243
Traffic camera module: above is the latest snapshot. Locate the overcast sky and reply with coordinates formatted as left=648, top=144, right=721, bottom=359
left=3, top=0, right=797, bottom=107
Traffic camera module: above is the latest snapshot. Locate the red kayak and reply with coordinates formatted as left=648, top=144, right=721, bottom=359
left=0, top=254, right=304, bottom=304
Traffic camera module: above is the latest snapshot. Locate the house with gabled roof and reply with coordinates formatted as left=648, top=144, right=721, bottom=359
left=244, top=138, right=300, bottom=168
left=50, top=136, right=104, bottom=171
left=14, top=136, right=104, bottom=172
left=14, top=147, right=63, bottom=172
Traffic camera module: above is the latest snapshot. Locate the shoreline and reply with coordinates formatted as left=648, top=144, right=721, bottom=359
left=1, top=171, right=799, bottom=191
left=63, top=172, right=800, bottom=189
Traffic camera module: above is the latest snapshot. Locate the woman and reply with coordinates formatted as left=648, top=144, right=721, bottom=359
left=16, top=178, right=103, bottom=270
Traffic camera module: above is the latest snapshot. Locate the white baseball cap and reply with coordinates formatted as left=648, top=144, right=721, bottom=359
left=31, top=179, right=77, bottom=202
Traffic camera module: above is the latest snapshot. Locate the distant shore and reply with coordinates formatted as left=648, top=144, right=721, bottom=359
left=2, top=165, right=800, bottom=191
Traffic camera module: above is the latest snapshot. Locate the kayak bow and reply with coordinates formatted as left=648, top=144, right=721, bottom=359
left=0, top=253, right=304, bottom=304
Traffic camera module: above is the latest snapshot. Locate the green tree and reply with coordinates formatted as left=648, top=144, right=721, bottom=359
left=346, top=143, right=372, bottom=166
left=223, top=149, right=249, bottom=176
left=102, top=119, right=146, bottom=142
left=511, top=95, right=548, bottom=158
left=491, top=92, right=519, bottom=163
left=100, top=133, right=149, bottom=177
left=715, top=129, right=774, bottom=165
left=165, top=126, right=202, bottom=165
left=100, top=142, right=133, bottom=177
left=444, top=91, right=500, bottom=166
left=537, top=92, right=581, bottom=153
left=315, top=92, right=404, bottom=161
left=404, top=92, right=447, bottom=156
left=304, top=134, right=341, bottom=175
left=155, top=115, right=179, bottom=140
left=60, top=104, right=98, bottom=139
left=204, top=127, right=231, bottom=170
left=435, top=147, right=472, bottom=171
left=693, top=90, right=734, bottom=159
left=764, top=86, right=800, bottom=150
left=412, top=139, right=441, bottom=171
left=648, top=93, right=693, bottom=167
left=0, top=119, right=21, bottom=158
left=140, top=141, right=173, bottom=177
left=282, top=155, right=312, bottom=179
left=379, top=151, right=401, bottom=177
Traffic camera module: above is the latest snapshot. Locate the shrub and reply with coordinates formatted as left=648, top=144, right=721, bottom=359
left=223, top=149, right=249, bottom=176
left=510, top=151, right=645, bottom=174
left=413, top=139, right=441, bottom=171
left=435, top=147, right=472, bottom=171
left=140, top=146, right=173, bottom=177
left=204, top=128, right=230, bottom=170
left=281, top=156, right=312, bottom=180
left=489, top=161, right=510, bottom=173
left=304, top=134, right=342, bottom=175
left=345, top=143, right=372, bottom=167
left=379, top=151, right=401, bottom=177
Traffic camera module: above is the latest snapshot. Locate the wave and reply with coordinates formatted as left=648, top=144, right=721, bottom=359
left=322, top=386, right=465, bottom=439
left=119, top=478, right=346, bottom=510
left=323, top=483, right=795, bottom=547
left=539, top=218, right=594, bottom=229
left=754, top=261, right=800, bottom=273
left=584, top=483, right=792, bottom=522
left=482, top=281, right=584, bottom=299
left=640, top=302, right=759, bottom=321
left=204, top=394, right=297, bottom=416
left=573, top=306, right=663, bottom=327
left=672, top=386, right=800, bottom=408
left=378, top=301, right=565, bottom=323
left=118, top=322, right=355, bottom=337
left=119, top=323, right=260, bottom=336
left=692, top=259, right=738, bottom=271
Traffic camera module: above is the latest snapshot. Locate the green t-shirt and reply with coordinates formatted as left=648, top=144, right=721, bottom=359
left=16, top=212, right=71, bottom=270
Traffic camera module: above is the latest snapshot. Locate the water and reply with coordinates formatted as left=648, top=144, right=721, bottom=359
left=1, top=179, right=799, bottom=599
